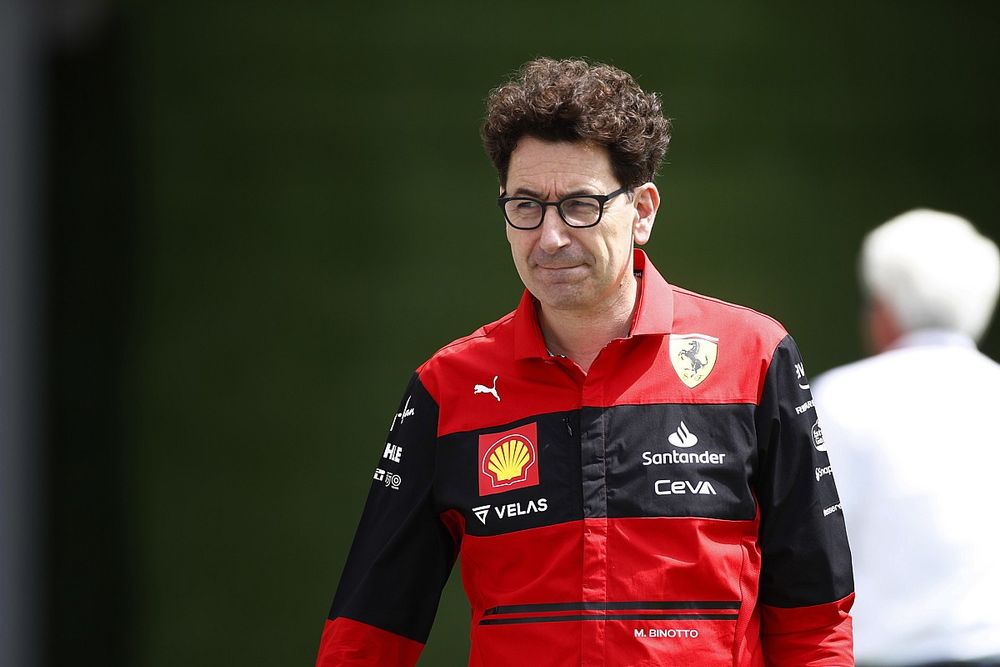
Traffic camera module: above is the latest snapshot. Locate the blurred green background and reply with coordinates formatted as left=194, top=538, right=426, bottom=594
left=46, top=2, right=1000, bottom=665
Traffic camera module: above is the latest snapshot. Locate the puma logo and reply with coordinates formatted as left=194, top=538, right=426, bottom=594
left=474, top=376, right=500, bottom=402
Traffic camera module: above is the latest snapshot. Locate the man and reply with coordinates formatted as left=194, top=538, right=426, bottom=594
left=813, top=209, right=1000, bottom=667
left=316, top=58, right=853, bottom=666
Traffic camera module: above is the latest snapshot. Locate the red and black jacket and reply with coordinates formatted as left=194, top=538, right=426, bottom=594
left=317, top=250, right=854, bottom=666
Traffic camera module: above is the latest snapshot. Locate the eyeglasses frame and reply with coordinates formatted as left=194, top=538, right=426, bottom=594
left=497, top=185, right=632, bottom=230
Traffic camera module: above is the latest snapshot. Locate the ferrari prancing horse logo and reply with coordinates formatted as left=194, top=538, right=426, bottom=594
left=669, top=333, right=719, bottom=388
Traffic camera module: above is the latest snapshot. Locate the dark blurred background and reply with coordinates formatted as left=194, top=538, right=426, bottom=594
left=3, top=1, right=998, bottom=665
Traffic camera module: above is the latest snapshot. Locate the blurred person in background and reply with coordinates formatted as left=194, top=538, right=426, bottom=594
left=813, top=209, right=1000, bottom=667
left=316, top=58, right=854, bottom=666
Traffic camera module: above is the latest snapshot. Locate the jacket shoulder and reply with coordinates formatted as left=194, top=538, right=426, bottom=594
left=671, top=285, right=789, bottom=355
left=414, top=310, right=517, bottom=397
left=420, top=310, right=515, bottom=364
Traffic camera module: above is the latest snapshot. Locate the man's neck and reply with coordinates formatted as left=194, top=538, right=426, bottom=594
left=538, top=274, right=639, bottom=373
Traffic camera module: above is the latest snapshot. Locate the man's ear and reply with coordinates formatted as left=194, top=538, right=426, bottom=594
left=632, top=182, right=660, bottom=245
left=864, top=297, right=902, bottom=355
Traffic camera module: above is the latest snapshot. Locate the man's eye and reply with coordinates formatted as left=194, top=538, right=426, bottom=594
left=564, top=198, right=599, bottom=212
left=515, top=200, right=541, bottom=211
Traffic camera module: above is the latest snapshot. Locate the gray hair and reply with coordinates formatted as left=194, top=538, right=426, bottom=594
left=860, top=208, right=1000, bottom=342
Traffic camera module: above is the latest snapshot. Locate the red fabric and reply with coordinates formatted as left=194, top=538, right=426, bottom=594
left=459, top=517, right=777, bottom=666
left=761, top=593, right=855, bottom=666
left=315, top=617, right=424, bottom=667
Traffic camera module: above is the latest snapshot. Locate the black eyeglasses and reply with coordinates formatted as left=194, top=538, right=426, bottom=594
left=497, top=186, right=631, bottom=230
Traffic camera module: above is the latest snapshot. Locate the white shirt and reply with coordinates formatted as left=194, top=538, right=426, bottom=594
left=812, top=329, right=1000, bottom=665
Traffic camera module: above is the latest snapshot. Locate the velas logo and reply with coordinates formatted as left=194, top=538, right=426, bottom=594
left=478, top=423, right=540, bottom=497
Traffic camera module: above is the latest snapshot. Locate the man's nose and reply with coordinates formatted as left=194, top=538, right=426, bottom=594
left=537, top=205, right=571, bottom=253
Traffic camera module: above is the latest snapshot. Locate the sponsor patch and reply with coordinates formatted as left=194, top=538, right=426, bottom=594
left=472, top=505, right=491, bottom=525
left=669, top=333, right=719, bottom=388
left=654, top=479, right=718, bottom=496
left=795, top=399, right=815, bottom=415
left=478, top=423, right=540, bottom=496
left=811, top=420, right=827, bottom=452
left=667, top=421, right=698, bottom=448
left=794, top=362, right=810, bottom=390
left=382, top=442, right=402, bottom=463
left=643, top=450, right=727, bottom=466
left=472, top=498, right=548, bottom=525
left=473, top=375, right=501, bottom=402
left=390, top=395, right=415, bottom=431
left=373, top=468, right=401, bottom=490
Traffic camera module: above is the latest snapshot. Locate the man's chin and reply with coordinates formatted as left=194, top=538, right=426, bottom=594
left=531, top=284, right=594, bottom=312
left=532, top=264, right=592, bottom=288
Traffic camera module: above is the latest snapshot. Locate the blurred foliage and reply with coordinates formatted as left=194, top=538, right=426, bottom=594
left=70, top=2, right=1000, bottom=664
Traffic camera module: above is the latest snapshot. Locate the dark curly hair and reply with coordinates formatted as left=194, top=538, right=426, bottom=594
left=482, top=58, right=671, bottom=189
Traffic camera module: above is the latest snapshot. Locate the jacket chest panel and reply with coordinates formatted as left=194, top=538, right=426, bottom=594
left=436, top=403, right=757, bottom=537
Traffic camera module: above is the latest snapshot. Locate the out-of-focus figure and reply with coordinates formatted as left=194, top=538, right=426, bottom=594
left=813, top=209, right=1000, bottom=667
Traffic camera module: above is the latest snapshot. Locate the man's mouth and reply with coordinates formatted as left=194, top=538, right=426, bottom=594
left=537, top=263, right=582, bottom=270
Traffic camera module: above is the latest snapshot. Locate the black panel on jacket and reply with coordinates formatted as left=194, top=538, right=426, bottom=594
left=436, top=403, right=761, bottom=534
left=436, top=411, right=584, bottom=538
left=755, top=336, right=855, bottom=607
left=604, top=404, right=758, bottom=521
left=329, top=375, right=454, bottom=643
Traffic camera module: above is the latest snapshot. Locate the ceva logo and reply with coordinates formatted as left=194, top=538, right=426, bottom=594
left=654, top=479, right=717, bottom=496
left=478, top=422, right=540, bottom=497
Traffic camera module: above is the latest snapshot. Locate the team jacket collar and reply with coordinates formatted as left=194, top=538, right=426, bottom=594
left=629, top=249, right=674, bottom=337
left=513, top=248, right=674, bottom=360
left=889, top=328, right=977, bottom=351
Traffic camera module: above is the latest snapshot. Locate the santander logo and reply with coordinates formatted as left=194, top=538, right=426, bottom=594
left=667, top=421, right=698, bottom=448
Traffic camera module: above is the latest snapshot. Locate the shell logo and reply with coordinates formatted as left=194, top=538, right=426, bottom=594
left=487, top=438, right=533, bottom=482
left=478, top=422, right=540, bottom=497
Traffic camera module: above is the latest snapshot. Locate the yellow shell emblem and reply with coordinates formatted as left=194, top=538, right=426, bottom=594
left=486, top=438, right=533, bottom=483
left=478, top=424, right=540, bottom=496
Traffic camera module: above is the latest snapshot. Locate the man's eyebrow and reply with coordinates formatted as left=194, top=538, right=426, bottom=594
left=509, top=186, right=600, bottom=198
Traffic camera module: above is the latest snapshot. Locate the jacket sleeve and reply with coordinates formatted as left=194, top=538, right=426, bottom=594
left=316, top=372, right=460, bottom=667
left=754, top=335, right=855, bottom=666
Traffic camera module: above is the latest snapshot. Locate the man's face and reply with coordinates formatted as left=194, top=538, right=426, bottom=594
left=504, top=137, right=656, bottom=315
